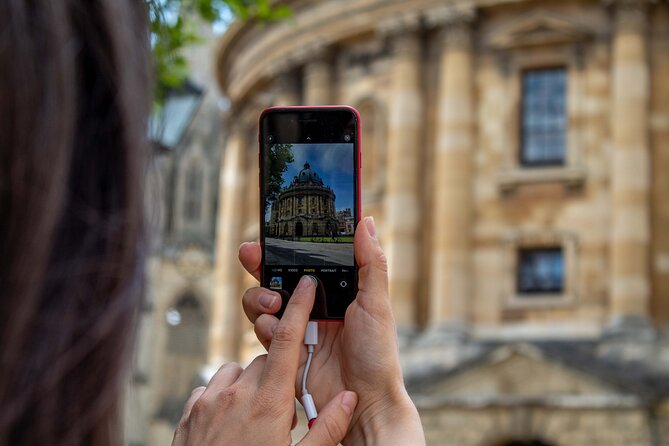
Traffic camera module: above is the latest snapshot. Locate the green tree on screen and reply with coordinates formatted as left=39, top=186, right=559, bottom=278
left=266, top=144, right=294, bottom=211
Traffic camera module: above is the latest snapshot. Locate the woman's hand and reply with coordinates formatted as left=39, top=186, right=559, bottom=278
left=239, top=217, right=425, bottom=445
left=173, top=276, right=358, bottom=446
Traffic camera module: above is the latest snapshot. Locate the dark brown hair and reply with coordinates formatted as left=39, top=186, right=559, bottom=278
left=0, top=1, right=150, bottom=444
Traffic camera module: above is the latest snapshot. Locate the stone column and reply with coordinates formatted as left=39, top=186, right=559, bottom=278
left=379, top=15, right=423, bottom=330
left=304, top=56, right=332, bottom=105
left=274, top=71, right=300, bottom=106
left=209, top=123, right=246, bottom=364
left=608, top=0, right=652, bottom=333
left=650, top=4, right=669, bottom=327
left=427, top=13, right=475, bottom=337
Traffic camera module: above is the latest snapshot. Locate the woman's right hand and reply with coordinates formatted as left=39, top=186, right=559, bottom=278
left=239, top=217, right=425, bottom=445
left=172, top=276, right=358, bottom=446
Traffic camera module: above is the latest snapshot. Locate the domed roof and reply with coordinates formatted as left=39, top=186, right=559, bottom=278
left=293, top=162, right=324, bottom=185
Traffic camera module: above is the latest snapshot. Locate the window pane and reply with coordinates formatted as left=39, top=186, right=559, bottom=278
left=521, top=68, right=567, bottom=166
left=517, top=247, right=564, bottom=295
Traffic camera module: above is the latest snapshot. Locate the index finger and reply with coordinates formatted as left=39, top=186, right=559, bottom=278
left=260, top=275, right=316, bottom=393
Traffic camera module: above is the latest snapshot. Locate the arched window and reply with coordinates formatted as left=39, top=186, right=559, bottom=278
left=184, top=160, right=203, bottom=223
left=166, top=293, right=207, bottom=355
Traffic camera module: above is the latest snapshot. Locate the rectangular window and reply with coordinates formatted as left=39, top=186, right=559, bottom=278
left=517, top=247, right=564, bottom=295
left=521, top=68, right=567, bottom=166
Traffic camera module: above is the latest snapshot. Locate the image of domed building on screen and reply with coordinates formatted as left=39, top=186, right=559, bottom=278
left=267, top=162, right=348, bottom=240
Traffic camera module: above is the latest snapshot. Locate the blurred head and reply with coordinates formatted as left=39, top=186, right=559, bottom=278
left=0, top=1, right=150, bottom=444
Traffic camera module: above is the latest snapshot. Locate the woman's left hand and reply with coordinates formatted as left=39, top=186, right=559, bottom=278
left=172, top=276, right=358, bottom=446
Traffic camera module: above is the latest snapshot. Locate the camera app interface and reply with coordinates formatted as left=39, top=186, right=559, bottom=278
left=263, top=139, right=356, bottom=319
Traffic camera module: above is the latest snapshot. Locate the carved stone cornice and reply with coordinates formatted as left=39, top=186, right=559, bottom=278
left=264, top=39, right=330, bottom=79
left=377, top=12, right=421, bottom=37
left=424, top=4, right=476, bottom=29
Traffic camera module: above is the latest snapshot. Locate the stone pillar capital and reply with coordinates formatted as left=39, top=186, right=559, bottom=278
left=390, top=32, right=421, bottom=58
left=426, top=5, right=476, bottom=50
left=424, top=4, right=476, bottom=28
left=438, top=20, right=474, bottom=50
left=604, top=0, right=649, bottom=33
left=377, top=12, right=421, bottom=37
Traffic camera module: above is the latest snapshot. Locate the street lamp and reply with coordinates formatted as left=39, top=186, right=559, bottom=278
left=147, top=79, right=204, bottom=242
left=149, top=79, right=204, bottom=150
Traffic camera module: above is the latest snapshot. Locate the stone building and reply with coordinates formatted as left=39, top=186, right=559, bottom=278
left=211, top=0, right=669, bottom=445
left=337, top=208, right=355, bottom=235
left=267, top=162, right=339, bottom=238
left=123, top=24, right=223, bottom=446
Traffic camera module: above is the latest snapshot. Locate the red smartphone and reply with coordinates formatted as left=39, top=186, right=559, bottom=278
left=259, top=106, right=361, bottom=320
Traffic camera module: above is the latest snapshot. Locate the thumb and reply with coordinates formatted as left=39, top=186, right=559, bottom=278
left=354, top=216, right=391, bottom=313
left=297, top=391, right=357, bottom=446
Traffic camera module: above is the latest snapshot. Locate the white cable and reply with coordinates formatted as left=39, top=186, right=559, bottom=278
left=302, top=345, right=314, bottom=396
left=301, top=321, right=319, bottom=426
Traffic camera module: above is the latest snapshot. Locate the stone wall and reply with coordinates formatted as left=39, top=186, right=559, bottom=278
left=211, top=1, right=669, bottom=445
left=420, top=406, right=650, bottom=446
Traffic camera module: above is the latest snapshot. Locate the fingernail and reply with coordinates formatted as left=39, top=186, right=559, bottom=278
left=271, top=322, right=279, bottom=334
left=340, top=391, right=357, bottom=416
left=296, top=275, right=317, bottom=290
left=260, top=294, right=277, bottom=309
left=364, top=216, right=376, bottom=239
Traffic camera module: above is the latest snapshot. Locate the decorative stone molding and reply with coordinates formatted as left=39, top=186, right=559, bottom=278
left=496, top=165, right=588, bottom=194
left=262, top=39, right=331, bottom=81
left=423, top=4, right=476, bottom=29
left=340, top=38, right=391, bottom=75
left=425, top=5, right=476, bottom=50
left=377, top=11, right=421, bottom=37
left=485, top=10, right=594, bottom=49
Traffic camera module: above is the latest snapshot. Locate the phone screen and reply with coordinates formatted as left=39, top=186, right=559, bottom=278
left=260, top=108, right=359, bottom=320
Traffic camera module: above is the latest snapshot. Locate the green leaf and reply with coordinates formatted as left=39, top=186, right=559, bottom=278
left=148, top=0, right=292, bottom=106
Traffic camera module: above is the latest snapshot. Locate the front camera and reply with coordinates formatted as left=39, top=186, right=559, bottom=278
left=344, top=134, right=351, bottom=142
left=267, top=135, right=274, bottom=143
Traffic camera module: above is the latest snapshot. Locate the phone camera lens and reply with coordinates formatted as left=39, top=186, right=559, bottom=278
left=344, top=134, right=351, bottom=142
left=267, top=135, right=274, bottom=143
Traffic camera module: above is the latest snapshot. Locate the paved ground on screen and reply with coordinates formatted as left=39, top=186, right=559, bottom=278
left=265, top=238, right=353, bottom=266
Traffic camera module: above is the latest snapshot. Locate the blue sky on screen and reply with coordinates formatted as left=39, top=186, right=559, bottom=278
left=282, top=143, right=354, bottom=212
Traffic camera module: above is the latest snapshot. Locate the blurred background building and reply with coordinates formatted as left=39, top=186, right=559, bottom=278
left=124, top=23, right=224, bottom=445
left=127, top=0, right=669, bottom=445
